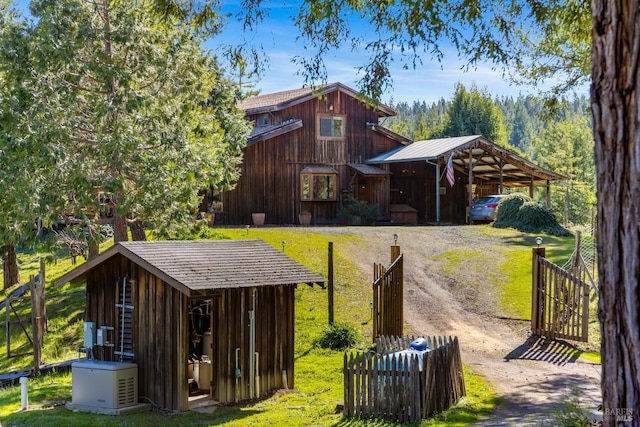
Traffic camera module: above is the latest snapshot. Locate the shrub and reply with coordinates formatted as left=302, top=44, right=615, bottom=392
left=337, top=196, right=380, bottom=225
left=493, top=194, right=571, bottom=237
left=315, top=321, right=359, bottom=350
left=493, top=193, right=529, bottom=228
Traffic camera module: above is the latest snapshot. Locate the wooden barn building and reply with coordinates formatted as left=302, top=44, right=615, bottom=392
left=214, top=83, right=565, bottom=225
left=219, top=82, right=411, bottom=225
left=54, top=240, right=325, bottom=411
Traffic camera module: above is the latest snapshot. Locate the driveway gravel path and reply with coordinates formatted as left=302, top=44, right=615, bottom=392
left=313, top=226, right=602, bottom=425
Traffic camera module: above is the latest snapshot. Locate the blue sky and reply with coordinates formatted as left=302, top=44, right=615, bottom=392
left=211, top=3, right=589, bottom=105
left=12, top=0, right=588, bottom=105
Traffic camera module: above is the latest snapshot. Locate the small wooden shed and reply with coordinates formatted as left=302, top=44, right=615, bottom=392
left=54, top=240, right=325, bottom=411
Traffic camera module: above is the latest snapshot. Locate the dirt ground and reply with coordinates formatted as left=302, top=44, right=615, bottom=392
left=314, top=226, right=602, bottom=426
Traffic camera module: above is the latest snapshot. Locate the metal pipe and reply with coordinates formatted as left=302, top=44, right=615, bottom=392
left=248, top=288, right=256, bottom=399
left=20, top=376, right=28, bottom=410
left=235, top=348, right=240, bottom=403
left=255, top=352, right=260, bottom=398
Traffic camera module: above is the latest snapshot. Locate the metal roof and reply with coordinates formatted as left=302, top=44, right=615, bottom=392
left=247, top=119, right=303, bottom=146
left=54, top=240, right=326, bottom=297
left=348, top=163, right=391, bottom=176
left=367, top=135, right=566, bottom=186
left=367, top=135, right=481, bottom=163
left=300, top=165, right=339, bottom=174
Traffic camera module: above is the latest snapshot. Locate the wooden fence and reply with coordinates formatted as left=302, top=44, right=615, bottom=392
left=3, top=260, right=46, bottom=372
left=343, top=335, right=465, bottom=422
left=372, top=251, right=403, bottom=341
left=532, top=248, right=591, bottom=342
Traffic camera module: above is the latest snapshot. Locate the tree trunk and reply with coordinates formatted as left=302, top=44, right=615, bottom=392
left=591, top=1, right=640, bottom=424
left=129, top=218, right=147, bottom=241
left=2, top=244, right=20, bottom=289
left=88, top=225, right=100, bottom=260
left=112, top=214, right=129, bottom=243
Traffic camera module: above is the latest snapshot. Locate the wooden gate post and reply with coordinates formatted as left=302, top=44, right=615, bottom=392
left=391, top=245, right=400, bottom=263
left=328, top=242, right=334, bottom=325
left=30, top=259, right=46, bottom=373
left=531, top=247, right=546, bottom=335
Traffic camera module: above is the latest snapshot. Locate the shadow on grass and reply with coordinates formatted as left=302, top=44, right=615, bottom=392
left=330, top=394, right=501, bottom=427
left=1, top=402, right=263, bottom=427
left=504, top=336, right=584, bottom=366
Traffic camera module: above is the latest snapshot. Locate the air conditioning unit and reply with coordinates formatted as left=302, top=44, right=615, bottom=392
left=71, top=360, right=138, bottom=409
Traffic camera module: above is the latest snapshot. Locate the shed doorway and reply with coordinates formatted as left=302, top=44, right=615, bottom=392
left=188, top=298, right=215, bottom=405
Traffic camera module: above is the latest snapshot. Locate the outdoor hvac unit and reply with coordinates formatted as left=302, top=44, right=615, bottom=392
left=71, top=360, right=138, bottom=409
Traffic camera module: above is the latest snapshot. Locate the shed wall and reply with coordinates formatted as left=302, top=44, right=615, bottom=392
left=211, top=284, right=296, bottom=403
left=85, top=255, right=189, bottom=411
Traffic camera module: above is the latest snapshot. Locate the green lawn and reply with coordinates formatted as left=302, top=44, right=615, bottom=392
left=2, top=226, right=565, bottom=426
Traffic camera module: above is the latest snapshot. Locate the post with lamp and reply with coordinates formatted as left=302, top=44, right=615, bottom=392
left=391, top=233, right=400, bottom=262
left=328, top=242, right=334, bottom=325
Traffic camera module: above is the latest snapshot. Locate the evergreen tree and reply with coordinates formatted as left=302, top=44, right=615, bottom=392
left=533, top=117, right=595, bottom=225
left=438, top=83, right=508, bottom=146
left=25, top=0, right=250, bottom=242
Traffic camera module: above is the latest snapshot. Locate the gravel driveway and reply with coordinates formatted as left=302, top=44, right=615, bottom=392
left=313, top=225, right=602, bottom=425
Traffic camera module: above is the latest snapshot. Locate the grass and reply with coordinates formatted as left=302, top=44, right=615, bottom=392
left=1, top=225, right=589, bottom=425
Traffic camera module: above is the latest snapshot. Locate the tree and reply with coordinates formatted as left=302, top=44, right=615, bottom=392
left=26, top=0, right=249, bottom=243
left=438, top=83, right=508, bottom=146
left=532, top=118, right=595, bottom=225
left=592, top=0, right=640, bottom=421
left=0, top=1, right=52, bottom=287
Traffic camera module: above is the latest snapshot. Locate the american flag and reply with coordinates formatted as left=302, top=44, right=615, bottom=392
left=446, top=155, right=455, bottom=187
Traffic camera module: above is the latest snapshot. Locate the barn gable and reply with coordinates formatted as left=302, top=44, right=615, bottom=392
left=219, top=82, right=409, bottom=225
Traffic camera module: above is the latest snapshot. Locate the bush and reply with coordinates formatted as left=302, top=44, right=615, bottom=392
left=337, top=196, right=380, bottom=225
left=315, top=321, right=359, bottom=350
left=493, top=194, right=571, bottom=237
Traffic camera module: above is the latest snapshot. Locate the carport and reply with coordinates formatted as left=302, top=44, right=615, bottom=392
left=367, top=135, right=566, bottom=224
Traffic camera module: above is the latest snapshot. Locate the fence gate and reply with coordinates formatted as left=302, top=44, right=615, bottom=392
left=531, top=248, right=591, bottom=342
left=2, top=260, right=46, bottom=371
left=372, top=245, right=403, bottom=341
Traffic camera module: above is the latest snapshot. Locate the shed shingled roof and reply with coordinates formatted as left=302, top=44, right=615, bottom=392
left=54, top=240, right=325, bottom=296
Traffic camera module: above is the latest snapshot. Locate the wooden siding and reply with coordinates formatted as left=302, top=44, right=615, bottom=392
left=85, top=255, right=189, bottom=411
left=83, top=253, right=299, bottom=410
left=388, top=162, right=467, bottom=224
left=211, top=285, right=296, bottom=403
left=224, top=90, right=403, bottom=225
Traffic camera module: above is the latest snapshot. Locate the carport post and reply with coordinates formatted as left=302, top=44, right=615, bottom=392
left=468, top=151, right=474, bottom=223
left=426, top=159, right=441, bottom=223
left=435, top=162, right=441, bottom=223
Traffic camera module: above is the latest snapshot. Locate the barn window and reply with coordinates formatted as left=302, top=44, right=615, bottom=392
left=257, top=114, right=270, bottom=127
left=318, top=115, right=344, bottom=138
left=301, top=166, right=338, bottom=201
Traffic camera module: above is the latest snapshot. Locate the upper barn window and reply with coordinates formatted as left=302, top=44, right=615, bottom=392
left=257, top=114, right=270, bottom=127
left=318, top=115, right=345, bottom=139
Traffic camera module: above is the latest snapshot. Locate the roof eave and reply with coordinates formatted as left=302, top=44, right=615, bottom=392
left=244, top=82, right=396, bottom=117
